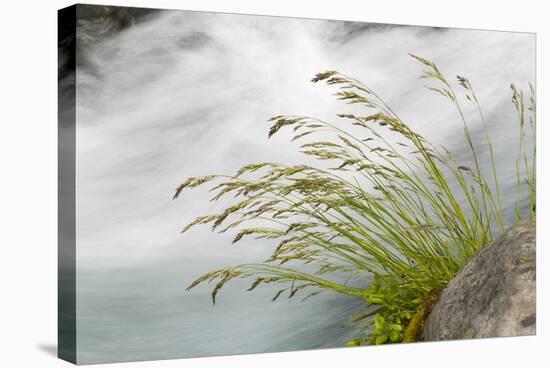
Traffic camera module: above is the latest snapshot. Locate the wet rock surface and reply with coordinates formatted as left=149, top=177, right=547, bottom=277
left=422, top=220, right=536, bottom=341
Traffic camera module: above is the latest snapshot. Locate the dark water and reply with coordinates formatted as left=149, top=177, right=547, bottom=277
left=76, top=260, right=362, bottom=363
left=72, top=8, right=535, bottom=364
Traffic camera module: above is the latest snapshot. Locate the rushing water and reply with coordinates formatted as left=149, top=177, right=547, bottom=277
left=72, top=8, right=535, bottom=364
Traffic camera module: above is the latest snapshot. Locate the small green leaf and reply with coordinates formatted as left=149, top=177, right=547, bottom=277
left=390, top=323, right=403, bottom=331
left=390, top=330, right=401, bottom=342
left=371, top=327, right=382, bottom=335
left=374, top=314, right=385, bottom=329
left=368, top=296, right=384, bottom=304
left=345, top=338, right=362, bottom=347
left=375, top=335, right=388, bottom=345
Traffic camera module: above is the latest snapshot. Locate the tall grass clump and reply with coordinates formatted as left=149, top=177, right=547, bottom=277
left=173, top=55, right=535, bottom=345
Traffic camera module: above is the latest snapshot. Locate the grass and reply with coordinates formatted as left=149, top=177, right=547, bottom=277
left=173, top=54, right=536, bottom=345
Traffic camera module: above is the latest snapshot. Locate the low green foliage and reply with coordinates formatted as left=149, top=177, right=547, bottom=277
left=174, top=55, right=535, bottom=344
left=402, top=288, right=443, bottom=342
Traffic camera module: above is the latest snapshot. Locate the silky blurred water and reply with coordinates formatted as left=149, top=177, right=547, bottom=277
left=72, top=8, right=535, bottom=364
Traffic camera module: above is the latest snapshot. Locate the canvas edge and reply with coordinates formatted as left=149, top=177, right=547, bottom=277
left=58, top=3, right=77, bottom=365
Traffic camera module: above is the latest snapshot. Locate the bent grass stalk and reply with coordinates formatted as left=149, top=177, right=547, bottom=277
left=174, top=55, right=536, bottom=345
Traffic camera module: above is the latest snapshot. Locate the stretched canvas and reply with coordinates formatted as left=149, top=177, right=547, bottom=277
left=58, top=4, right=536, bottom=365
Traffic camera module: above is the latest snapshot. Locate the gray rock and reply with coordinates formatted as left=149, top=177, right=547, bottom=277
left=422, top=220, right=536, bottom=341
